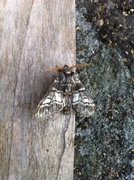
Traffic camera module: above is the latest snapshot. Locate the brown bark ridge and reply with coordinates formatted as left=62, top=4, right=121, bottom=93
left=0, top=0, right=75, bottom=179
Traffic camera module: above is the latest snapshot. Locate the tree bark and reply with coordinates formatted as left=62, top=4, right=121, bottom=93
left=0, top=0, right=75, bottom=179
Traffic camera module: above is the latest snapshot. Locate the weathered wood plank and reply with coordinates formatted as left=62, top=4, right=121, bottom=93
left=0, top=0, right=75, bottom=179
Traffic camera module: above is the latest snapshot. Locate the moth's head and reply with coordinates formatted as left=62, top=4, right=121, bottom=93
left=62, top=65, right=73, bottom=74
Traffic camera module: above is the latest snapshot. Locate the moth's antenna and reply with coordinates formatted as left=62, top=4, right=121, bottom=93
left=47, top=66, right=64, bottom=71
left=47, top=63, right=89, bottom=71
left=70, top=63, right=89, bottom=69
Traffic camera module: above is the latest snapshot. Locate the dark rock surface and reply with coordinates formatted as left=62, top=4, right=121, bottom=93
left=75, top=1, right=134, bottom=179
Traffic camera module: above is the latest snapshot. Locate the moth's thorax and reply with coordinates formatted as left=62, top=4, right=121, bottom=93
left=58, top=68, right=74, bottom=85
left=65, top=72, right=74, bottom=86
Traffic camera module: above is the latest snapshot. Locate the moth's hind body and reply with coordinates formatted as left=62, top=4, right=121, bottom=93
left=59, top=70, right=74, bottom=114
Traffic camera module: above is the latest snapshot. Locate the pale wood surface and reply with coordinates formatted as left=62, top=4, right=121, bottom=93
left=0, top=0, right=75, bottom=179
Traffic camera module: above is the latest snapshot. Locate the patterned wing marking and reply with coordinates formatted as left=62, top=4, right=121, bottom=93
left=35, top=79, right=64, bottom=119
left=71, top=73, right=95, bottom=117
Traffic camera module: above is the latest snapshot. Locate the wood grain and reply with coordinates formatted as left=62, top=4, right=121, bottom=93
left=0, top=0, right=75, bottom=179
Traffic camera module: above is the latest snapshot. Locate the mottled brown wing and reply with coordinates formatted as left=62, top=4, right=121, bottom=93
left=71, top=73, right=95, bottom=117
left=35, top=78, right=65, bottom=119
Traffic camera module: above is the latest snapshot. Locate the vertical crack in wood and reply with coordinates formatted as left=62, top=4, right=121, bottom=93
left=7, top=71, right=18, bottom=179
left=56, top=114, right=73, bottom=180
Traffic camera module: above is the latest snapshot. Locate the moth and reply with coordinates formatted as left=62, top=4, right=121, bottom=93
left=35, top=64, right=95, bottom=119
